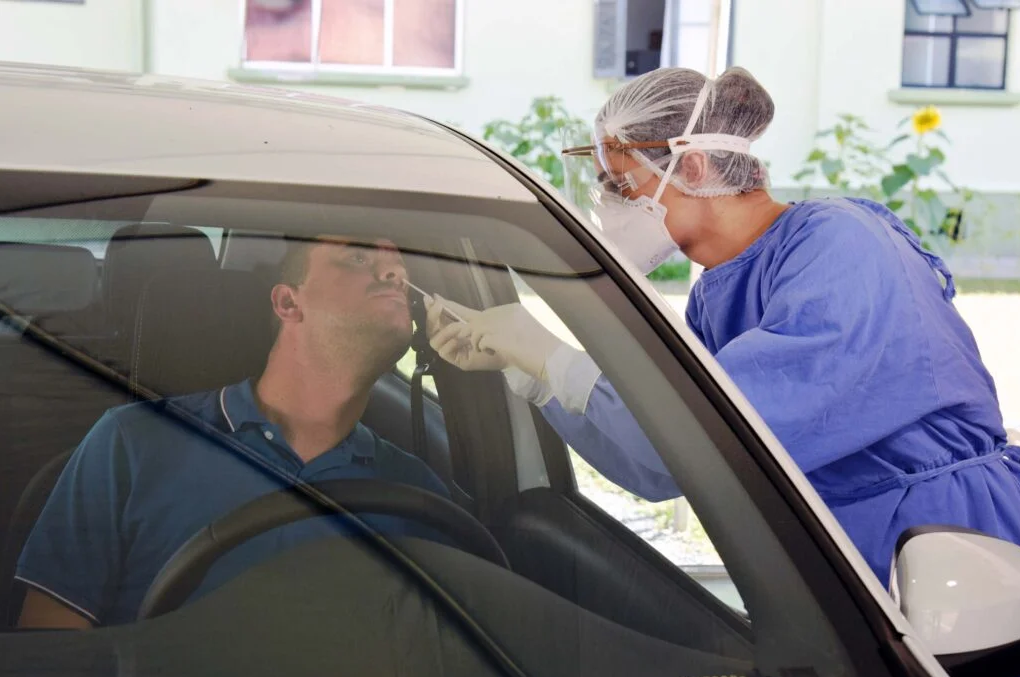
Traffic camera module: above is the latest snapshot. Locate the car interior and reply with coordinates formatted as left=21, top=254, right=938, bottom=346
left=0, top=171, right=879, bottom=677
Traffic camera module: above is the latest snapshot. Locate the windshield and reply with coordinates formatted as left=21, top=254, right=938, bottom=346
left=0, top=170, right=884, bottom=676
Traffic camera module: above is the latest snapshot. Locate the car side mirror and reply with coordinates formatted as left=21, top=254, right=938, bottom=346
left=891, top=526, right=1020, bottom=667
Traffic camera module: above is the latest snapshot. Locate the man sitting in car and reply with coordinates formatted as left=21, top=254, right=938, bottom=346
left=15, top=236, right=448, bottom=629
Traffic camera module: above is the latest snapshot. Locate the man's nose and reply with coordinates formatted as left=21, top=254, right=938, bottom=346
left=374, top=257, right=407, bottom=284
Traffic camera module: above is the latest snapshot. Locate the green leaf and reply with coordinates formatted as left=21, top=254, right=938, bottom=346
left=815, top=127, right=835, bottom=138
left=933, top=168, right=958, bottom=190
left=903, top=217, right=923, bottom=238
left=807, top=149, right=826, bottom=162
left=919, top=192, right=948, bottom=233
left=906, top=153, right=933, bottom=177
left=886, top=133, right=911, bottom=150
left=927, top=147, right=946, bottom=166
left=933, top=129, right=951, bottom=143
left=881, top=164, right=915, bottom=197
left=896, top=114, right=913, bottom=129
left=886, top=199, right=905, bottom=212
left=792, top=168, right=816, bottom=182
left=536, top=154, right=557, bottom=175
left=821, top=157, right=845, bottom=178
left=512, top=140, right=533, bottom=157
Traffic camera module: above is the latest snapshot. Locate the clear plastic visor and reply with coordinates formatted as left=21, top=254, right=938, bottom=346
left=561, top=127, right=671, bottom=219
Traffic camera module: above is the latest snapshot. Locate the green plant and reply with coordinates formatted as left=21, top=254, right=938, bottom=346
left=878, top=106, right=973, bottom=247
left=796, top=106, right=975, bottom=251
left=794, top=113, right=887, bottom=197
left=482, top=97, right=588, bottom=190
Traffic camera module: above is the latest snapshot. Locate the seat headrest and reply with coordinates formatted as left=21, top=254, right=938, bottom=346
left=103, top=224, right=217, bottom=331
left=131, top=269, right=274, bottom=397
left=0, top=242, right=97, bottom=316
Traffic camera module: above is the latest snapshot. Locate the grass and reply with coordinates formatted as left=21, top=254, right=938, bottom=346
left=647, top=260, right=691, bottom=282
left=956, top=278, right=1020, bottom=294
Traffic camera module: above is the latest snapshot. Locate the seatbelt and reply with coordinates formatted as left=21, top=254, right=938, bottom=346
left=409, top=295, right=434, bottom=467
left=407, top=292, right=474, bottom=509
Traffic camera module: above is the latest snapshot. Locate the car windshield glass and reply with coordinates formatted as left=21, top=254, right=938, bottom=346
left=0, top=171, right=873, bottom=677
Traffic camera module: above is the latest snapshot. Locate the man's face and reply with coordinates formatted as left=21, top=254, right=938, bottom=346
left=283, top=238, right=413, bottom=365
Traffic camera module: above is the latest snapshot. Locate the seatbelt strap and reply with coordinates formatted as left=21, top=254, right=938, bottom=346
left=409, top=296, right=433, bottom=466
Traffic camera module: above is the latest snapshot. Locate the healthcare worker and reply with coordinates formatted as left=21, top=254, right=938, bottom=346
left=427, top=66, right=1020, bottom=586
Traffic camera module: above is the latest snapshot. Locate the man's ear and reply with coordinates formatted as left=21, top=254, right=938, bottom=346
left=679, top=151, right=709, bottom=188
left=271, top=284, right=302, bottom=324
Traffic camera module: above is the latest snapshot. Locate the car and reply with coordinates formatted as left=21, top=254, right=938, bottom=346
left=0, top=62, right=1017, bottom=677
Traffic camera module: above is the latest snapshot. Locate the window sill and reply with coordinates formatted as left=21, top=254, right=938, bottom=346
left=888, top=88, right=1020, bottom=107
left=229, top=68, right=470, bottom=91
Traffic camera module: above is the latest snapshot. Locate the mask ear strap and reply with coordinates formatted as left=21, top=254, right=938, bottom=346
left=653, top=154, right=681, bottom=203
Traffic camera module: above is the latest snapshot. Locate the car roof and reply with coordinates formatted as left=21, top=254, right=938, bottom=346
left=0, top=62, right=537, bottom=203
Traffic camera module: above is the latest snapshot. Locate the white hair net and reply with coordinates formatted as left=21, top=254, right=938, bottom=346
left=594, top=67, right=774, bottom=198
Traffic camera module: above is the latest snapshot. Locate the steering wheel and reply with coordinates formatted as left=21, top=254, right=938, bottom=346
left=137, top=479, right=508, bottom=620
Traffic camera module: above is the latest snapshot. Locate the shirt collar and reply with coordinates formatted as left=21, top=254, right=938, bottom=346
left=219, top=379, right=265, bottom=432
left=218, top=379, right=376, bottom=460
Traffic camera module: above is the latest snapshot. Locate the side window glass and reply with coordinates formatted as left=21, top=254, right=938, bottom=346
left=510, top=275, right=745, bottom=613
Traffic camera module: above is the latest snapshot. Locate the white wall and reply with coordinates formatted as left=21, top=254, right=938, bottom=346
left=731, top=0, right=822, bottom=188
left=734, top=0, right=1020, bottom=194
left=148, top=0, right=613, bottom=136
left=0, top=0, right=142, bottom=72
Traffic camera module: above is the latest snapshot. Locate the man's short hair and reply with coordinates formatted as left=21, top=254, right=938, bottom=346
left=278, top=238, right=314, bottom=288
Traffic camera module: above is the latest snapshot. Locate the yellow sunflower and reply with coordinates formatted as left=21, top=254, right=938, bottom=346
left=912, top=106, right=942, bottom=135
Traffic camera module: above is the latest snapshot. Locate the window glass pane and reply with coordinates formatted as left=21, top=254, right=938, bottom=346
left=902, top=35, right=952, bottom=86
left=509, top=278, right=743, bottom=612
left=956, top=36, right=1008, bottom=87
left=0, top=171, right=861, bottom=677
left=904, top=1, right=955, bottom=31
left=971, top=0, right=1020, bottom=10
left=244, top=0, right=312, bottom=63
left=909, top=0, right=968, bottom=16
left=319, top=0, right=385, bottom=66
left=955, top=7, right=1010, bottom=33
left=393, top=0, right=456, bottom=68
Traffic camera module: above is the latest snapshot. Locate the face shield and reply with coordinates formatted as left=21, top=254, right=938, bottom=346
left=561, top=128, right=676, bottom=227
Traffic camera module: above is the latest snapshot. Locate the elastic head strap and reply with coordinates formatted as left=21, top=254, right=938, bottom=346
left=683, top=80, right=713, bottom=137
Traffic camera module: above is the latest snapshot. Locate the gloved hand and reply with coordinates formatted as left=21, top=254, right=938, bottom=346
left=425, top=295, right=508, bottom=372
left=426, top=296, right=565, bottom=381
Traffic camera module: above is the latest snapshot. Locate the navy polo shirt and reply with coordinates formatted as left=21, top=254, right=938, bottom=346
left=16, top=379, right=449, bottom=626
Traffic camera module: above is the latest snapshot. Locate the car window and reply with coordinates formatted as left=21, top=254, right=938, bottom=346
left=0, top=170, right=888, bottom=677
left=509, top=279, right=745, bottom=613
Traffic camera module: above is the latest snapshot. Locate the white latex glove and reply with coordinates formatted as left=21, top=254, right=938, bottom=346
left=426, top=295, right=508, bottom=372
left=426, top=295, right=601, bottom=412
left=429, top=298, right=565, bottom=381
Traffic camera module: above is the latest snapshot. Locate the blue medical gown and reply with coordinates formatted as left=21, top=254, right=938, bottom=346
left=540, top=197, right=1020, bottom=585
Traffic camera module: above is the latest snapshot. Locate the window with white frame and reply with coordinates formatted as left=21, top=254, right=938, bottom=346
left=594, top=0, right=731, bottom=79
left=242, top=0, right=462, bottom=75
left=902, top=0, right=1015, bottom=89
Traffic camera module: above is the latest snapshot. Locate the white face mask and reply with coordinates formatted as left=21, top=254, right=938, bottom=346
left=592, top=191, right=679, bottom=275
